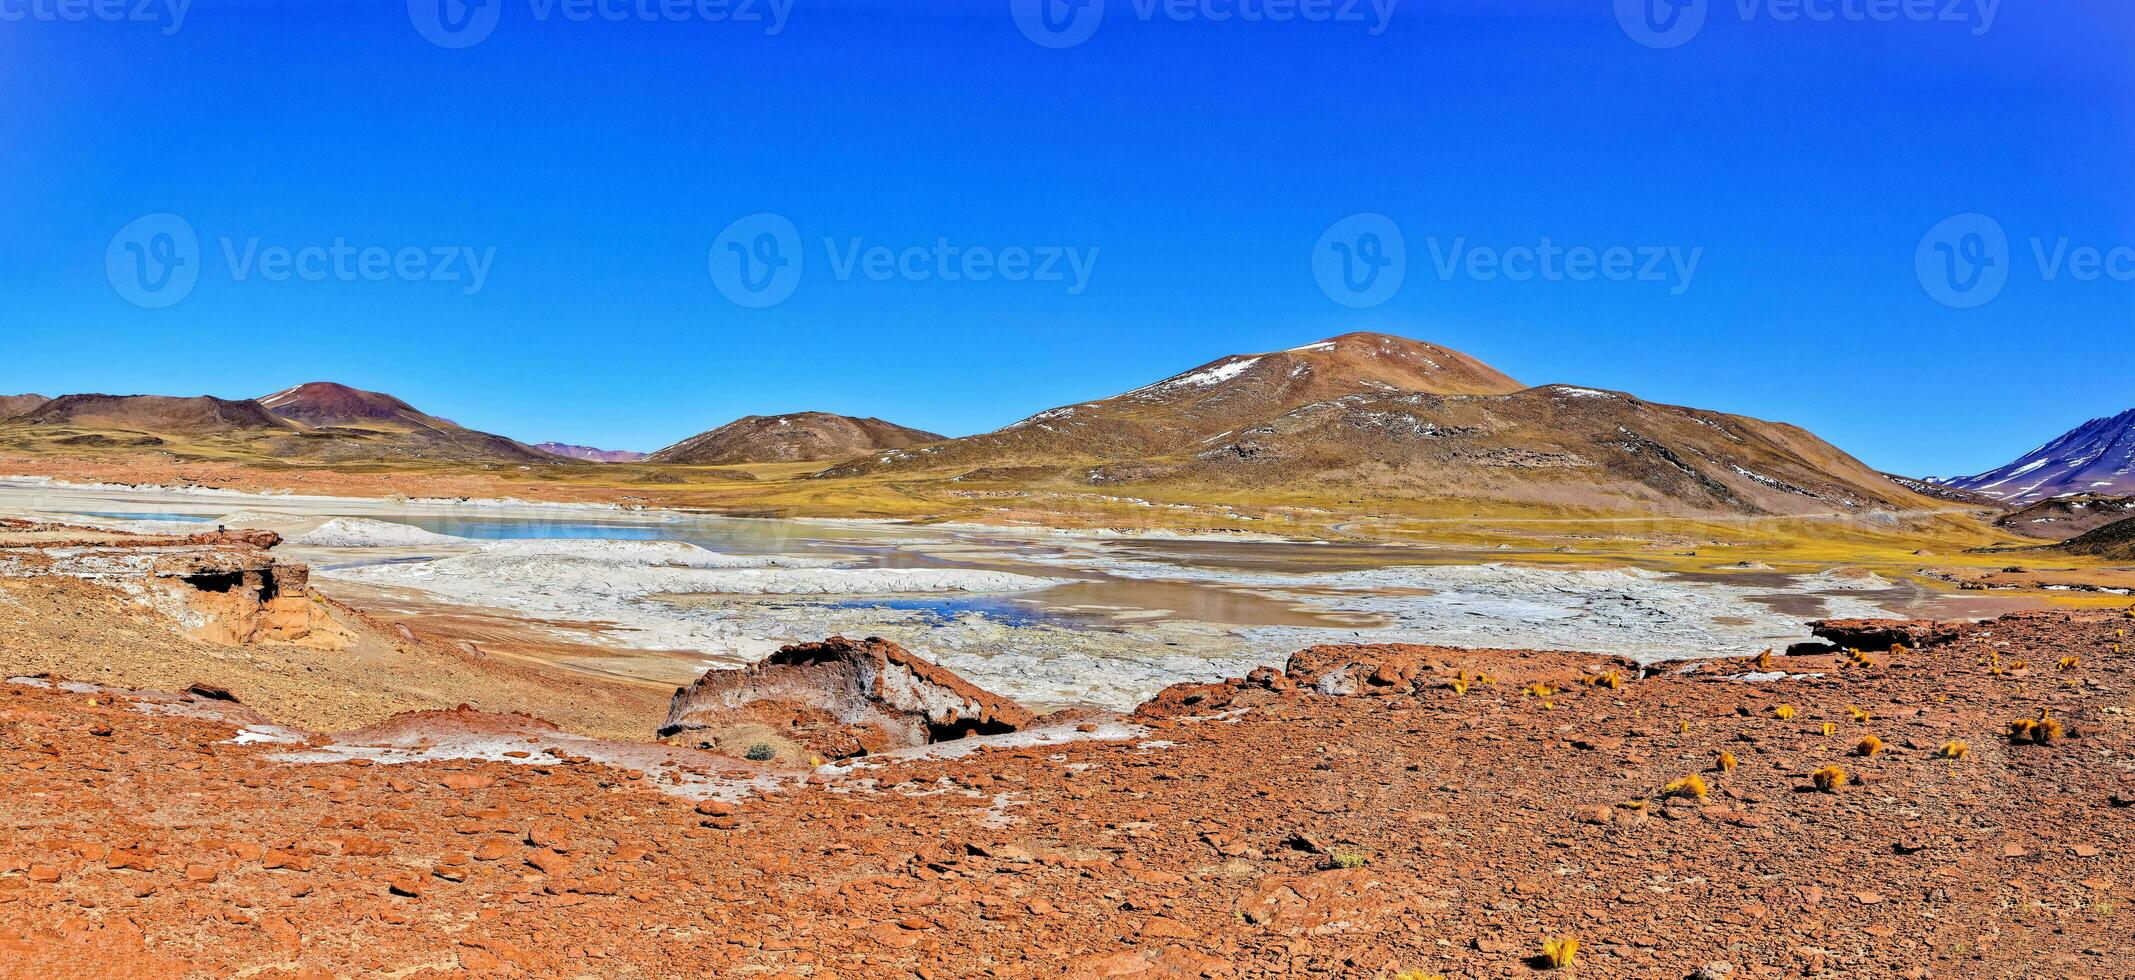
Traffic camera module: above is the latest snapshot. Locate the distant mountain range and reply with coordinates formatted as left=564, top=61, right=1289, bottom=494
left=649, top=413, right=944, bottom=465
left=533, top=442, right=646, bottom=463
left=0, top=382, right=551, bottom=464
left=1935, top=409, right=2135, bottom=504
left=12, top=332, right=2080, bottom=521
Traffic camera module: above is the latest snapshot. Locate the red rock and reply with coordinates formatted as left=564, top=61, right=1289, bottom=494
left=659, top=636, right=1035, bottom=760
left=525, top=850, right=574, bottom=876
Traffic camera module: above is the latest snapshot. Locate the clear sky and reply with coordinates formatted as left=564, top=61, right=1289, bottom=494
left=2, top=0, right=2129, bottom=476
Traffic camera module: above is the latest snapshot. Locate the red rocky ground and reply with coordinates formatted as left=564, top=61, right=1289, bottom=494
left=4, top=605, right=2135, bottom=978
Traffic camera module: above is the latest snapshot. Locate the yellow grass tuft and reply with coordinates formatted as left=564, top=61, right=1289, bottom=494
left=2060, top=656, right=2081, bottom=670
left=1754, top=648, right=1774, bottom=670
left=1854, top=734, right=1885, bottom=757
left=1891, top=642, right=1909, bottom=656
left=2009, top=717, right=2065, bottom=745
left=1664, top=774, right=1710, bottom=801
left=1848, top=649, right=1875, bottom=668
left=1773, top=704, right=1796, bottom=720
left=1524, top=683, right=1556, bottom=698
left=1391, top=972, right=1446, bottom=980
left=1847, top=705, right=1871, bottom=723
left=1589, top=670, right=1624, bottom=690
left=1446, top=671, right=1471, bottom=695
left=1811, top=765, right=1848, bottom=792
left=1937, top=741, right=1970, bottom=760
left=1541, top=937, right=1579, bottom=969
left=1716, top=750, right=1738, bottom=773
left=1821, top=722, right=1837, bottom=737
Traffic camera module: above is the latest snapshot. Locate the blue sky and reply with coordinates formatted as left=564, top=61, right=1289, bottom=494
left=1, top=0, right=2129, bottom=476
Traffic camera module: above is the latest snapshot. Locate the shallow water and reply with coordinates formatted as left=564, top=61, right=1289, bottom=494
left=73, top=510, right=219, bottom=523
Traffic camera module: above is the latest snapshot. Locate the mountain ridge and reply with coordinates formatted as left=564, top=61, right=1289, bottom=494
left=533, top=442, right=646, bottom=463
left=1937, top=408, right=2135, bottom=503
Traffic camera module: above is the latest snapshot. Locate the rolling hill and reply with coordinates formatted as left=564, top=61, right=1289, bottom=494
left=2059, top=515, right=2135, bottom=562
left=650, top=413, right=944, bottom=465
left=823, top=332, right=1933, bottom=517
left=0, top=394, right=49, bottom=420
left=1937, top=408, right=2135, bottom=503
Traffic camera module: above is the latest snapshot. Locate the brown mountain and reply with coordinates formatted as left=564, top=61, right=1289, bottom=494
left=1171, top=384, right=1933, bottom=516
left=824, top=332, right=1932, bottom=517
left=257, top=382, right=448, bottom=428
left=0, top=394, right=49, bottom=420
left=823, top=333, right=1522, bottom=476
left=1996, top=494, right=2135, bottom=541
left=251, top=382, right=552, bottom=464
left=16, top=394, right=290, bottom=433
left=650, top=413, right=945, bottom=465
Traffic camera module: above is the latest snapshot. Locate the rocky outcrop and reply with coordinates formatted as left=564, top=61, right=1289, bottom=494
left=659, top=636, right=1034, bottom=761
left=1808, top=618, right=1963, bottom=652
left=0, top=523, right=340, bottom=648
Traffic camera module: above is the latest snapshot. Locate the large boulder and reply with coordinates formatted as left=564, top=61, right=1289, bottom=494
left=1808, top=618, right=1962, bottom=652
left=658, top=636, right=1034, bottom=762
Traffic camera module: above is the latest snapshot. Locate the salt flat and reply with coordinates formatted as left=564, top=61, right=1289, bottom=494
left=0, top=478, right=1929, bottom=709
